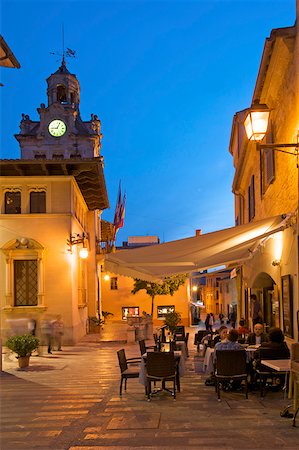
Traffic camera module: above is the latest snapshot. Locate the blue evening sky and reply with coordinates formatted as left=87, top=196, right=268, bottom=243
left=0, top=0, right=295, bottom=244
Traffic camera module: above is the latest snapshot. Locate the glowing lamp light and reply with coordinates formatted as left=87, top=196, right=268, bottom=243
left=103, top=274, right=110, bottom=281
left=79, top=247, right=89, bottom=259
left=192, top=286, right=198, bottom=292
left=272, top=231, right=283, bottom=264
left=67, top=232, right=89, bottom=258
left=244, top=103, right=270, bottom=142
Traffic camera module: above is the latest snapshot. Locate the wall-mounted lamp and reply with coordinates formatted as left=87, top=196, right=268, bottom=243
left=244, top=103, right=270, bottom=142
left=67, top=233, right=89, bottom=259
left=103, top=274, right=110, bottom=281
left=244, top=103, right=299, bottom=165
left=272, top=259, right=281, bottom=267
left=192, top=286, right=198, bottom=292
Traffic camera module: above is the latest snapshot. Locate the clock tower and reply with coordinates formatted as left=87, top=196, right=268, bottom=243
left=15, top=59, right=102, bottom=159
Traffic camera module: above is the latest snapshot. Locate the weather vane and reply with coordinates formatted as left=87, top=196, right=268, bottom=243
left=50, top=24, right=76, bottom=63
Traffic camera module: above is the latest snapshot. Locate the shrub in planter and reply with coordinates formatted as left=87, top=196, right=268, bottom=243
left=163, top=311, right=182, bottom=334
left=5, top=334, right=40, bottom=368
left=6, top=334, right=40, bottom=357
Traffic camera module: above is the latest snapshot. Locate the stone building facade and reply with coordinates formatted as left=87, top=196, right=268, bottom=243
left=0, top=60, right=109, bottom=344
left=229, top=10, right=299, bottom=340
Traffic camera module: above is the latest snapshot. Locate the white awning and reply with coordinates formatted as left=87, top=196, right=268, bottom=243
left=104, top=214, right=291, bottom=282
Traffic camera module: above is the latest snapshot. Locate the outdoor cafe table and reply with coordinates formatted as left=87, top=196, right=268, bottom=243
left=175, top=340, right=188, bottom=359
left=261, top=359, right=291, bottom=399
left=204, top=345, right=259, bottom=374
left=139, top=350, right=185, bottom=386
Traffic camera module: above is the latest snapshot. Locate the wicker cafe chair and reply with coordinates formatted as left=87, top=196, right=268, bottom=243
left=215, top=349, right=248, bottom=400
left=138, top=339, right=156, bottom=356
left=254, top=348, right=289, bottom=397
left=117, top=349, right=140, bottom=396
left=145, top=351, right=177, bottom=400
left=194, top=330, right=210, bottom=352
left=184, top=332, right=189, bottom=357
left=174, top=326, right=185, bottom=340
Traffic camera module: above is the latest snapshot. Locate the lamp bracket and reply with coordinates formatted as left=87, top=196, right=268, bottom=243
left=257, top=143, right=298, bottom=154
left=67, top=232, right=88, bottom=251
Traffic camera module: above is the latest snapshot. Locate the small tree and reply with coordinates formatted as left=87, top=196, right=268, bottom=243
left=163, top=311, right=182, bottom=333
left=131, top=274, right=186, bottom=316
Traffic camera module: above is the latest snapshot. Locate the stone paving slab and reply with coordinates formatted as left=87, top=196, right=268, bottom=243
left=1, top=338, right=299, bottom=449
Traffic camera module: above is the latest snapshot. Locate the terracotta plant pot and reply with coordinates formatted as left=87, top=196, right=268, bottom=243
left=18, top=355, right=30, bottom=369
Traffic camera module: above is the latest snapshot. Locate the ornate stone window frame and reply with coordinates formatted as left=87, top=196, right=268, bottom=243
left=1, top=186, right=22, bottom=214
left=27, top=184, right=47, bottom=214
left=1, top=238, right=46, bottom=311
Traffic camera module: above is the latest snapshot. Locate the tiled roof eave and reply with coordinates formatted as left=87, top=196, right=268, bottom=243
left=0, top=157, right=109, bottom=211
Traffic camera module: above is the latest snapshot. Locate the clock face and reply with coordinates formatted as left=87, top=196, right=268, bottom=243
left=48, top=119, right=67, bottom=137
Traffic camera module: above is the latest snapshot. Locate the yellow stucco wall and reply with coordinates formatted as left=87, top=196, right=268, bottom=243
left=101, top=272, right=190, bottom=326
left=230, top=30, right=299, bottom=340
left=0, top=176, right=98, bottom=344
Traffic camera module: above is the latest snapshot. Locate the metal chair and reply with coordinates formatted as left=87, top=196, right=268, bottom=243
left=254, top=348, right=289, bottom=397
left=117, top=349, right=140, bottom=396
left=215, top=349, right=248, bottom=400
left=145, top=351, right=177, bottom=400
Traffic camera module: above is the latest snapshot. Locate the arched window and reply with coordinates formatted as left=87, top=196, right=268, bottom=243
left=57, top=84, right=67, bottom=102
left=5, top=191, right=21, bottom=214
left=30, top=191, right=46, bottom=213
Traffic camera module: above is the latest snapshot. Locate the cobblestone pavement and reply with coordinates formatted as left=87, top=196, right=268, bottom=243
left=1, top=338, right=299, bottom=450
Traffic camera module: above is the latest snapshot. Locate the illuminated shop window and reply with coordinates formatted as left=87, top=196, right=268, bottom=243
left=157, top=305, right=175, bottom=318
left=122, top=306, right=139, bottom=320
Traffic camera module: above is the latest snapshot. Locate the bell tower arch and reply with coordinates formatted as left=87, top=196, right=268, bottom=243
left=46, top=59, right=80, bottom=108
left=15, top=59, right=102, bottom=160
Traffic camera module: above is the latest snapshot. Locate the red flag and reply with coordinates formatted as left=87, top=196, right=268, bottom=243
left=119, top=192, right=126, bottom=229
left=113, top=182, right=122, bottom=229
left=113, top=183, right=126, bottom=240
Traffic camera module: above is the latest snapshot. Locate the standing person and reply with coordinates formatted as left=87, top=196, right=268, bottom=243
left=251, top=294, right=263, bottom=326
left=219, top=313, right=224, bottom=325
left=205, top=313, right=211, bottom=331
left=209, top=313, right=214, bottom=331
left=27, top=318, right=36, bottom=336
left=54, top=316, right=64, bottom=351
left=42, top=318, right=55, bottom=354
left=229, top=309, right=237, bottom=328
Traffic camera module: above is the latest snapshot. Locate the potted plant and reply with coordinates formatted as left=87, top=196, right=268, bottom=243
left=163, top=311, right=182, bottom=335
left=88, top=316, right=104, bottom=333
left=5, top=334, right=40, bottom=368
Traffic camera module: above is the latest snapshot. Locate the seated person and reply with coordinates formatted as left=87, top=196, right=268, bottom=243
left=214, top=328, right=244, bottom=356
left=252, top=327, right=290, bottom=389
left=254, top=327, right=290, bottom=360
left=213, top=329, right=247, bottom=390
left=237, top=319, right=249, bottom=336
left=201, top=326, right=228, bottom=350
left=204, top=326, right=229, bottom=386
left=212, top=325, right=228, bottom=346
left=246, top=323, right=268, bottom=345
